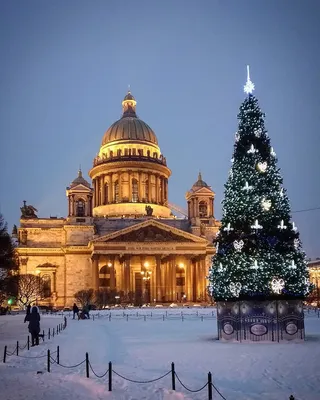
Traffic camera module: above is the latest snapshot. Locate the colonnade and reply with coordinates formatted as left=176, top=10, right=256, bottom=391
left=91, top=254, right=208, bottom=303
left=92, top=172, right=168, bottom=207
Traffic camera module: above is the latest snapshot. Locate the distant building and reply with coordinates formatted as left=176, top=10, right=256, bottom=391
left=16, top=91, right=220, bottom=307
left=308, top=259, right=320, bottom=292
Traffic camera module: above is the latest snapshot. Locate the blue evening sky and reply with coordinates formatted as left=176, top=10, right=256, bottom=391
left=0, top=1, right=319, bottom=258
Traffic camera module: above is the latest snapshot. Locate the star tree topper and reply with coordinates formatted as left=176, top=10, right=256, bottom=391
left=244, top=65, right=255, bottom=95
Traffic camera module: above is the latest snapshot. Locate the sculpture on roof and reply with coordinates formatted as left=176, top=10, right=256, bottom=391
left=20, top=200, right=38, bottom=219
left=145, top=205, right=153, bottom=217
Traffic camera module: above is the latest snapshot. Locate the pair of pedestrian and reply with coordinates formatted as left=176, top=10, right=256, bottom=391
left=24, top=305, right=41, bottom=346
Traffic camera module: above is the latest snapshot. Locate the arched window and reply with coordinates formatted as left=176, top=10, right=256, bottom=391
left=104, top=184, right=108, bottom=204
left=42, top=274, right=51, bottom=298
left=132, top=178, right=138, bottom=202
left=114, top=180, right=119, bottom=203
left=145, top=180, right=149, bottom=201
left=76, top=199, right=85, bottom=217
left=199, top=201, right=208, bottom=218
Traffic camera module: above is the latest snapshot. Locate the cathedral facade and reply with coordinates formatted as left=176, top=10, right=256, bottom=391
left=16, top=91, right=220, bottom=307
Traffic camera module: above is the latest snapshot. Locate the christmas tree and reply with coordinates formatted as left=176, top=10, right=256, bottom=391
left=208, top=67, right=311, bottom=302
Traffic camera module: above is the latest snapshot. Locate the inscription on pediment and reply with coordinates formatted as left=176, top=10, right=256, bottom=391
left=108, top=226, right=191, bottom=243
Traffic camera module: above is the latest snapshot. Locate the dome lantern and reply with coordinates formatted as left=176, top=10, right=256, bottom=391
left=121, top=90, right=137, bottom=118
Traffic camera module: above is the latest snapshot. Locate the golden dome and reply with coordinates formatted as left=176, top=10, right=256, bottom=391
left=101, top=91, right=158, bottom=146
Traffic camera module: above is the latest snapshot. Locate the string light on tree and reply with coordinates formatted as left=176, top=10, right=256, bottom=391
left=277, top=220, right=287, bottom=230
left=280, top=188, right=284, bottom=198
left=261, top=198, right=272, bottom=211
left=254, top=128, right=262, bottom=137
left=235, top=132, right=240, bottom=142
left=292, top=222, right=298, bottom=232
left=294, top=238, right=300, bottom=249
left=271, top=278, right=285, bottom=294
left=251, top=260, right=259, bottom=270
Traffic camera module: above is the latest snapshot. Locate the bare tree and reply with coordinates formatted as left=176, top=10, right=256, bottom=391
left=74, top=289, right=94, bottom=307
left=17, top=274, right=45, bottom=306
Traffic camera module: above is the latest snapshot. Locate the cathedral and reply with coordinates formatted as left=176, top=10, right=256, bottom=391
left=16, top=91, right=220, bottom=307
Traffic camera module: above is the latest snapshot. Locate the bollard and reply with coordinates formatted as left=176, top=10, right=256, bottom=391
left=48, top=328, right=50, bottom=340
left=208, top=372, right=212, bottom=400
left=163, top=314, right=165, bottom=321
left=27, top=336, right=30, bottom=350
left=109, top=314, right=111, bottom=321
left=108, top=362, right=112, bottom=391
left=16, top=341, right=19, bottom=356
left=42, top=330, right=45, bottom=341
left=144, top=315, right=146, bottom=322
left=93, top=314, right=95, bottom=321
left=126, top=314, right=128, bottom=322
left=3, top=346, right=7, bottom=363
left=57, top=346, right=60, bottom=364
left=86, top=353, right=89, bottom=378
left=171, top=362, right=176, bottom=390
left=201, top=315, right=203, bottom=322
left=47, top=349, right=50, bottom=372
left=182, top=315, right=184, bottom=322
left=64, top=316, right=67, bottom=328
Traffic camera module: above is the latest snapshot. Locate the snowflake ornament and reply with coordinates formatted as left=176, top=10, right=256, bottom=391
left=288, top=260, right=297, bottom=270
left=291, top=222, right=298, bottom=232
left=223, top=223, right=234, bottom=233
left=257, top=161, right=268, bottom=173
left=233, top=239, right=244, bottom=252
left=294, top=238, right=300, bottom=249
left=242, top=181, right=253, bottom=191
left=251, top=260, right=259, bottom=270
left=217, top=263, right=225, bottom=273
left=235, top=132, right=240, bottom=142
left=271, top=278, right=285, bottom=294
left=230, top=282, right=242, bottom=297
left=251, top=220, right=263, bottom=230
left=279, top=188, right=284, bottom=198
left=270, top=147, right=276, bottom=157
left=247, top=144, right=257, bottom=154
left=261, top=198, right=272, bottom=211
left=277, top=220, right=287, bottom=230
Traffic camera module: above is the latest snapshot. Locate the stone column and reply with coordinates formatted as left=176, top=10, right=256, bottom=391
left=52, top=271, right=57, bottom=293
left=109, top=173, right=113, bottom=203
left=192, top=259, right=197, bottom=302
left=125, top=256, right=131, bottom=295
left=201, top=257, right=207, bottom=302
left=171, top=256, right=176, bottom=302
left=110, top=259, right=116, bottom=290
left=101, top=175, right=105, bottom=205
left=148, top=173, right=152, bottom=202
left=156, top=255, right=162, bottom=302
left=155, top=175, right=159, bottom=203
left=138, top=171, right=143, bottom=201
left=128, top=171, right=132, bottom=201
left=91, top=255, right=99, bottom=291
left=118, top=173, right=122, bottom=202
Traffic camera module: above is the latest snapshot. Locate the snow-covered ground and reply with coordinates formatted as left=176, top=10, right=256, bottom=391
left=1, top=308, right=320, bottom=400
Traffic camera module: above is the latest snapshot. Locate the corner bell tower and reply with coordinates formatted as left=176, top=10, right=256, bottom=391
left=66, top=169, right=93, bottom=220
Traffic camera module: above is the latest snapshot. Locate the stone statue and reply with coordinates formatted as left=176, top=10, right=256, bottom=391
left=145, top=205, right=153, bottom=217
left=20, top=229, right=28, bottom=245
left=20, top=200, right=38, bottom=219
left=12, top=224, right=18, bottom=236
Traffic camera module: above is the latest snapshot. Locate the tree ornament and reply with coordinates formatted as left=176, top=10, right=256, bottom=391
left=247, top=144, right=257, bottom=154
left=279, top=188, right=284, bottom=198
left=215, top=242, right=219, bottom=253
left=251, top=260, right=259, bottom=270
left=217, top=263, right=225, bottom=273
left=223, top=223, right=234, bottom=233
left=229, top=282, right=242, bottom=297
left=235, top=132, right=240, bottom=142
left=233, top=239, right=244, bottom=252
left=242, top=181, right=253, bottom=191
left=257, top=161, right=268, bottom=173
left=229, top=169, right=233, bottom=178
left=277, top=220, right=287, bottom=230
left=270, top=147, right=276, bottom=157
left=254, top=128, right=262, bottom=137
left=243, top=65, right=255, bottom=95
left=288, top=260, right=297, bottom=270
left=294, top=238, right=300, bottom=249
left=231, top=157, right=234, bottom=163
left=271, top=278, right=285, bottom=294
left=261, top=198, right=272, bottom=211
left=291, top=222, right=298, bottom=232
left=251, top=219, right=262, bottom=230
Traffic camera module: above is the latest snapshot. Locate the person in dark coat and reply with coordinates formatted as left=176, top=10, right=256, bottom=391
left=24, top=306, right=41, bottom=346
left=26, top=304, right=31, bottom=315
left=72, top=303, right=79, bottom=319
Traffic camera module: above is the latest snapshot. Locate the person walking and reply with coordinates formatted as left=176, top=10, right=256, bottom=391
left=72, top=303, right=79, bottom=319
left=26, top=304, right=31, bottom=316
left=24, top=306, right=41, bottom=346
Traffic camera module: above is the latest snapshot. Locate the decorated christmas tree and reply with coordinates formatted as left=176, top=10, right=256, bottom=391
left=208, top=67, right=311, bottom=302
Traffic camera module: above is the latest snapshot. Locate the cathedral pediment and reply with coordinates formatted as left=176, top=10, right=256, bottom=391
left=92, top=219, right=208, bottom=244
